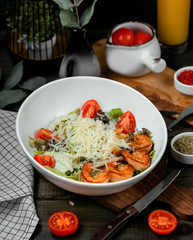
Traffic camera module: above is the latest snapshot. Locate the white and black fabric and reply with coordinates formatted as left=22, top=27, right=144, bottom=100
left=0, top=109, right=39, bottom=240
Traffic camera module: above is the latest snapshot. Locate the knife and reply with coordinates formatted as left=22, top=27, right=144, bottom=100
left=90, top=169, right=181, bottom=240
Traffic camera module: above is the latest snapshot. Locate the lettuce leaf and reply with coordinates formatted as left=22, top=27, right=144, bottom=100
left=107, top=108, right=123, bottom=121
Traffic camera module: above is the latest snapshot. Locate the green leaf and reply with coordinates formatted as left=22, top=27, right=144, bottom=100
left=0, top=89, right=28, bottom=108
left=59, top=9, right=80, bottom=28
left=107, top=108, right=123, bottom=121
left=52, top=0, right=74, bottom=10
left=3, top=61, right=23, bottom=90
left=80, top=0, right=98, bottom=28
left=167, top=104, right=193, bottom=130
left=76, top=0, right=84, bottom=6
left=19, top=76, right=46, bottom=91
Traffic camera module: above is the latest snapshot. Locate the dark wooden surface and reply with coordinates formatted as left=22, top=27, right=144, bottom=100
left=1, top=29, right=193, bottom=240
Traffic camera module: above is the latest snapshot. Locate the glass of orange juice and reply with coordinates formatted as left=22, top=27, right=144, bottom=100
left=157, top=0, right=191, bottom=54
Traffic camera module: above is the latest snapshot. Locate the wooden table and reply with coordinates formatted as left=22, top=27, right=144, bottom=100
left=1, top=30, right=193, bottom=240
left=30, top=115, right=193, bottom=240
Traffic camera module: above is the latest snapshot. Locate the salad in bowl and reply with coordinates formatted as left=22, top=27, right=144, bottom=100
left=16, top=76, right=167, bottom=196
left=29, top=99, right=155, bottom=184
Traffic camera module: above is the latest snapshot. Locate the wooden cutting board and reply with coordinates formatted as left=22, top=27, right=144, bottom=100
left=91, top=167, right=193, bottom=221
left=92, top=39, right=193, bottom=125
left=91, top=39, right=193, bottom=220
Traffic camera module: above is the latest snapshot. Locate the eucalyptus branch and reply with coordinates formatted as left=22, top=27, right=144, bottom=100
left=53, top=0, right=98, bottom=29
left=73, top=0, right=80, bottom=27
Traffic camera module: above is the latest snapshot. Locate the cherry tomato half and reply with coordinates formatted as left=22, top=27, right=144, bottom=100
left=148, top=209, right=178, bottom=235
left=134, top=32, right=152, bottom=45
left=116, top=111, right=136, bottom=134
left=48, top=211, right=79, bottom=237
left=34, top=154, right=55, bottom=168
left=81, top=99, right=100, bottom=118
left=35, top=128, right=59, bottom=140
left=112, top=28, right=134, bottom=46
left=36, top=128, right=52, bottom=140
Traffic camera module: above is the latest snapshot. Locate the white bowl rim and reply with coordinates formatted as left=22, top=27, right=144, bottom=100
left=16, top=76, right=168, bottom=188
left=171, top=132, right=193, bottom=157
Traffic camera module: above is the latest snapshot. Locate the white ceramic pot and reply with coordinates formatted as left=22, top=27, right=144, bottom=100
left=27, top=34, right=57, bottom=60
left=174, top=66, right=193, bottom=96
left=106, top=21, right=166, bottom=77
left=171, top=132, right=193, bottom=164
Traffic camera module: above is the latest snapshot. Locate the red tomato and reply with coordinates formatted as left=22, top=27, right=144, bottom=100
left=148, top=209, right=178, bottom=235
left=48, top=211, right=79, bottom=236
left=35, top=128, right=59, bottom=140
left=134, top=32, right=152, bottom=45
left=81, top=99, right=100, bottom=118
left=112, top=28, right=134, bottom=46
left=116, top=111, right=136, bottom=134
left=34, top=154, right=55, bottom=168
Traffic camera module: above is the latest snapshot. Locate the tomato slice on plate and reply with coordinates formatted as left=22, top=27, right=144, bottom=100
left=35, top=128, right=59, bottom=140
left=48, top=211, right=79, bottom=236
left=148, top=209, right=178, bottom=235
left=116, top=111, right=136, bottom=133
left=34, top=154, right=55, bottom=168
left=81, top=99, right=100, bottom=118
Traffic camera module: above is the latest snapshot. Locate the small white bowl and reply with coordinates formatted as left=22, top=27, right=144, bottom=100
left=174, top=66, right=193, bottom=96
left=171, top=132, right=193, bottom=164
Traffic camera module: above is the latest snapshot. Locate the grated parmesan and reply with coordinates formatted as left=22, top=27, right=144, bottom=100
left=49, top=112, right=131, bottom=164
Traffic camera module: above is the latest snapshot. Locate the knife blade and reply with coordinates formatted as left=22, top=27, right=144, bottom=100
left=90, top=169, right=181, bottom=240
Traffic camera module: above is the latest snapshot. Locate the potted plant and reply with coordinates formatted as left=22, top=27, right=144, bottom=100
left=7, top=0, right=62, bottom=60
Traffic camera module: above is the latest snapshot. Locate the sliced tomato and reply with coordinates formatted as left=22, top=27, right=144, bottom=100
left=148, top=209, right=178, bottom=235
left=81, top=99, right=100, bottom=118
left=48, top=211, right=79, bottom=236
left=34, top=154, right=55, bottom=168
left=116, top=111, right=136, bottom=133
left=35, top=128, right=59, bottom=140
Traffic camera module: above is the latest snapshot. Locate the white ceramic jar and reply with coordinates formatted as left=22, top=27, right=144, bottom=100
left=106, top=21, right=166, bottom=77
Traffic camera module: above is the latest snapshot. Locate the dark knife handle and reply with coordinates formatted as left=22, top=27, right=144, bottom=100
left=90, top=206, right=139, bottom=240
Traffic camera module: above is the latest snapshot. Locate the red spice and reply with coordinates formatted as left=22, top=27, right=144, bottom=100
left=177, top=70, right=193, bottom=85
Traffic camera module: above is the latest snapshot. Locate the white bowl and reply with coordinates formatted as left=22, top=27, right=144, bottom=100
left=171, top=132, right=193, bottom=164
left=174, top=66, right=193, bottom=96
left=106, top=21, right=166, bottom=77
left=16, top=76, right=167, bottom=196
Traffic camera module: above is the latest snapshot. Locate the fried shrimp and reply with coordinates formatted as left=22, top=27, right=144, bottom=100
left=80, top=162, right=110, bottom=183
left=108, top=161, right=133, bottom=182
left=129, top=134, right=153, bottom=152
left=121, top=149, right=150, bottom=171
left=112, top=147, right=122, bottom=156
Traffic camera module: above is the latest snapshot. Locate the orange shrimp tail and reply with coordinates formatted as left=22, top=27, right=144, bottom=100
left=108, top=161, right=133, bottom=182
left=112, top=147, right=122, bottom=156
left=129, top=134, right=153, bottom=152
left=80, top=162, right=110, bottom=183
left=121, top=149, right=150, bottom=171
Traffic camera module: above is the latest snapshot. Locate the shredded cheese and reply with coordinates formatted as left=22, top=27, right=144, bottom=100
left=49, top=113, right=131, bottom=163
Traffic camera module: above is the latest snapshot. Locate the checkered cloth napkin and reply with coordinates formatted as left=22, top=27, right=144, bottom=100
left=0, top=109, right=39, bottom=240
